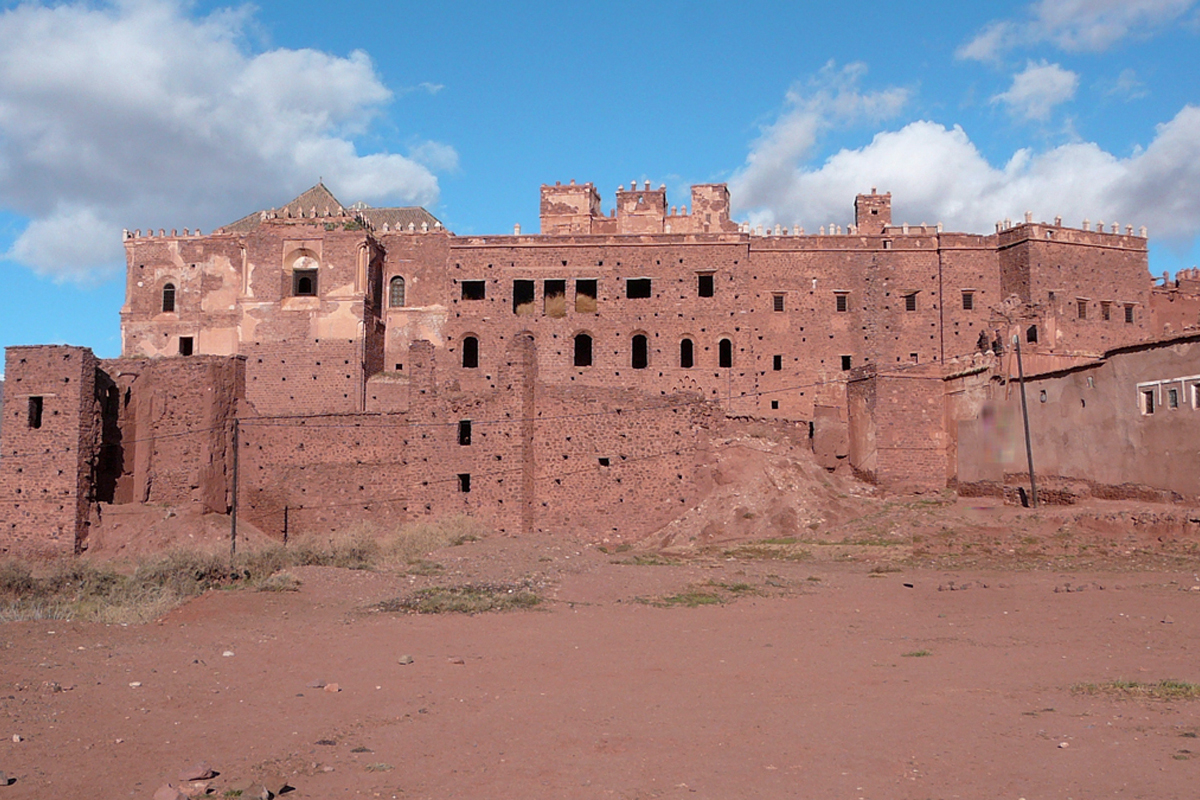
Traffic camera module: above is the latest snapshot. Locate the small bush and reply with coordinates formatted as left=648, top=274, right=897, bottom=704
left=375, top=583, right=541, bottom=615
left=258, top=571, right=302, bottom=592
left=901, top=650, right=932, bottom=658
left=0, top=560, right=36, bottom=596
left=1073, top=680, right=1200, bottom=699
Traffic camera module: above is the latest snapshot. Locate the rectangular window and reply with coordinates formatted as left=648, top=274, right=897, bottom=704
left=513, top=280, right=534, bottom=315
left=293, top=269, right=318, bottom=296
left=1125, top=305, right=1135, bottom=324
left=905, top=293, right=917, bottom=312
left=841, top=355, right=852, bottom=371
left=461, top=280, right=486, bottom=300
left=773, top=355, right=782, bottom=371
left=27, top=396, right=43, bottom=429
left=458, top=420, right=472, bottom=446
left=544, top=279, right=566, bottom=318
left=1142, top=389, right=1155, bottom=415
left=772, top=294, right=785, bottom=312
left=575, top=279, right=597, bottom=313
left=1193, top=383, right=1200, bottom=409
left=178, top=336, right=194, bottom=356
left=910, top=352, right=919, bottom=363
left=457, top=473, right=471, bottom=493
left=835, top=293, right=848, bottom=312
left=962, top=291, right=974, bottom=311
left=697, top=273, right=714, bottom=298
left=1077, top=299, right=1087, bottom=320
left=1101, top=301, right=1111, bottom=321
left=883, top=240, right=892, bottom=250
left=626, top=278, right=651, bottom=299
left=1168, top=388, right=1179, bottom=409
left=770, top=400, right=779, bottom=410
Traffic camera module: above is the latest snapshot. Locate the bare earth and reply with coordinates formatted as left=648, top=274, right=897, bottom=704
left=4, top=497, right=1200, bottom=799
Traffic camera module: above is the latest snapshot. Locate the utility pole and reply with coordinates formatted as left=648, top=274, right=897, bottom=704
left=230, top=418, right=240, bottom=561
left=1012, top=333, right=1039, bottom=508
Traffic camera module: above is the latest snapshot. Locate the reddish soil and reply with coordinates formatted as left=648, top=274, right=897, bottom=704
left=5, top=501, right=1200, bottom=799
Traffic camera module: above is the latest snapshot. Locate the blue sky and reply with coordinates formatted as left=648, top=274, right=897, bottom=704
left=1, top=0, right=1198, bottom=360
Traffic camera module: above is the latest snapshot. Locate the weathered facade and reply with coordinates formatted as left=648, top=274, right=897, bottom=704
left=2, top=178, right=1190, bottom=555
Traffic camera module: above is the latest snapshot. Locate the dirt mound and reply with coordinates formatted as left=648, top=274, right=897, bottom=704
left=86, top=503, right=274, bottom=561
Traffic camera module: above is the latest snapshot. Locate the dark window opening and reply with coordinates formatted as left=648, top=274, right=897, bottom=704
left=632, top=334, right=649, bottom=369
left=458, top=420, right=472, bottom=445
left=462, top=280, right=485, bottom=301
left=962, top=291, right=974, bottom=311
left=162, top=283, right=176, bottom=313
left=626, top=278, right=652, bottom=299
left=544, top=279, right=566, bottom=318
left=1143, top=389, right=1155, bottom=415
left=773, top=355, right=782, bottom=371
left=1077, top=299, right=1087, bottom=320
left=1026, top=325, right=1038, bottom=343
left=179, top=336, right=194, bottom=356
left=576, top=279, right=597, bottom=313
left=1101, top=301, right=1112, bottom=321
left=293, top=269, right=317, bottom=296
left=574, top=333, right=593, bottom=367
left=513, top=280, right=534, bottom=315
left=836, top=293, right=848, bottom=312
left=462, top=336, right=479, bottom=368
left=389, top=276, right=406, bottom=307
left=458, top=473, right=471, bottom=493
left=27, top=396, right=43, bottom=429
left=771, top=400, right=779, bottom=410
left=841, top=355, right=852, bottom=371
left=1169, top=388, right=1179, bottom=409
left=905, top=293, right=917, bottom=312
left=598, top=457, right=610, bottom=467
left=1125, top=305, right=1135, bottom=324
left=719, top=338, right=733, bottom=368
left=910, top=352, right=919, bottom=363
left=883, top=240, right=892, bottom=249
left=697, top=273, right=714, bottom=297
left=773, top=294, right=785, bottom=312
left=680, top=338, right=694, bottom=369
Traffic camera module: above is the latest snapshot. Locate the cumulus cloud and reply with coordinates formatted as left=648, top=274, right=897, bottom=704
left=959, top=0, right=1197, bottom=60
left=991, top=61, right=1079, bottom=120
left=731, top=88, right=1200, bottom=247
left=0, top=0, right=455, bottom=282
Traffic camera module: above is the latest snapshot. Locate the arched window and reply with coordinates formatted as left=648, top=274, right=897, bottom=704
left=679, top=338, right=694, bottom=369
left=574, top=333, right=593, bottom=367
left=718, top=338, right=733, bottom=368
left=631, top=334, right=648, bottom=369
left=162, top=283, right=176, bottom=313
left=462, top=336, right=479, bottom=368
left=389, top=276, right=406, bottom=307
left=294, top=272, right=316, bottom=296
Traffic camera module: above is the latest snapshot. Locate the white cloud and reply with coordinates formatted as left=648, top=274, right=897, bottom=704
left=0, top=0, right=456, bottom=283
left=731, top=88, right=1200, bottom=247
left=959, top=0, right=1197, bottom=59
left=1105, top=68, right=1149, bottom=100
left=991, top=61, right=1079, bottom=120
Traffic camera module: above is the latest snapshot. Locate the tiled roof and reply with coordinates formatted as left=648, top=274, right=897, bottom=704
left=218, top=183, right=447, bottom=234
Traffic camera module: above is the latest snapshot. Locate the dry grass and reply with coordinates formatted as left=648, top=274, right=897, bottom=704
left=544, top=293, right=567, bottom=318
left=1073, top=680, right=1200, bottom=700
left=374, top=582, right=541, bottom=615
left=575, top=295, right=598, bottom=313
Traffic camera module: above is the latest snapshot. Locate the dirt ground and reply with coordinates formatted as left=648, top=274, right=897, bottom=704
left=5, top=496, right=1200, bottom=799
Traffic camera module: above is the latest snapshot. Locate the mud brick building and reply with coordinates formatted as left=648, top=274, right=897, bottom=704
left=1, top=178, right=1192, bottom=555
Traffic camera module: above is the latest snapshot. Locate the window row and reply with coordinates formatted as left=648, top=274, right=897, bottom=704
left=457, top=334, right=738, bottom=369
left=1140, top=381, right=1200, bottom=415
left=1076, top=298, right=1136, bottom=323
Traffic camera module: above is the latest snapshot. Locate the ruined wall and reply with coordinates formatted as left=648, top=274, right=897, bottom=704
left=847, top=365, right=950, bottom=491
left=0, top=346, right=99, bottom=555
left=1150, top=268, right=1200, bottom=336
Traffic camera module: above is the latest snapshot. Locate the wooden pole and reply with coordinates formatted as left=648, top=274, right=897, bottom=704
left=230, top=418, right=240, bottom=561
left=1012, top=334, right=1039, bottom=508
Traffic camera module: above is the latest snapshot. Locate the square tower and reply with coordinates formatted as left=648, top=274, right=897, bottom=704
left=855, top=189, right=892, bottom=235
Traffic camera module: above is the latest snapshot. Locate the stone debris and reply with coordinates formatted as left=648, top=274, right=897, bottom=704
left=448, top=657, right=466, bottom=665
left=397, top=654, right=414, bottom=665
left=305, top=679, right=326, bottom=689
left=152, top=784, right=186, bottom=800
left=222, top=651, right=235, bottom=658
left=10, top=735, right=21, bottom=743
left=323, top=682, right=340, bottom=693
left=177, top=762, right=215, bottom=781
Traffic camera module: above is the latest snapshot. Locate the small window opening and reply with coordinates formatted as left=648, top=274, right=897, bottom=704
left=513, top=280, right=534, bottom=315
left=27, top=396, right=43, bottom=429
left=574, top=333, right=593, bottom=367
left=293, top=269, right=317, bottom=296
left=575, top=279, right=597, bottom=313
left=910, top=352, right=918, bottom=363
left=961, top=291, right=974, bottom=311
left=1168, top=388, right=1179, bottom=409
left=841, top=355, right=852, bottom=371
left=835, top=293, right=848, bottom=312
left=598, top=457, right=610, bottom=467
left=458, top=420, right=472, bottom=445
left=1142, top=389, right=1155, bottom=415
left=162, top=283, right=176, bottom=313
left=680, top=338, right=694, bottom=369
left=1039, top=390, right=1047, bottom=403
left=718, top=338, right=733, bottom=368
left=1101, top=301, right=1112, bottom=321
left=462, top=280, right=486, bottom=301
left=626, top=278, right=652, bottom=299
left=905, top=293, right=917, bottom=312
left=1192, top=383, right=1200, bottom=409
left=773, top=294, right=785, bottom=312
left=697, top=273, right=714, bottom=297
left=1049, top=291, right=1056, bottom=304
left=458, top=473, right=471, bottom=493
left=632, top=334, right=649, bottom=369
left=1077, top=299, right=1087, bottom=320
left=1026, top=325, right=1038, bottom=343
left=544, top=279, right=566, bottom=317
left=179, top=336, right=194, bottom=356
left=462, top=336, right=479, bottom=368
left=389, top=276, right=406, bottom=307
left=770, top=400, right=779, bottom=410
left=883, top=240, right=892, bottom=249
left=773, top=355, right=782, bottom=371
left=1125, top=305, right=1135, bottom=324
